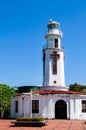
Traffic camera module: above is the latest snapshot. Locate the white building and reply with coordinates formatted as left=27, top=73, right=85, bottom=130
left=11, top=20, right=86, bottom=120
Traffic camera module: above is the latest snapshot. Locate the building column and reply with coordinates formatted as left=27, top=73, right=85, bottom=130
left=22, top=97, right=24, bottom=117
left=74, top=98, right=80, bottom=119
left=42, top=96, right=47, bottom=118
left=67, top=101, right=70, bottom=119
left=48, top=98, right=53, bottom=119
left=70, top=98, right=75, bottom=119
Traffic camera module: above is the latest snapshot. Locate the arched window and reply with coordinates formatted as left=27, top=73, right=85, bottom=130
left=55, top=100, right=67, bottom=119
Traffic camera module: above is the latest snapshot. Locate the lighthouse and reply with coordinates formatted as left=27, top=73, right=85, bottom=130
left=43, top=19, right=67, bottom=90
left=11, top=19, right=86, bottom=120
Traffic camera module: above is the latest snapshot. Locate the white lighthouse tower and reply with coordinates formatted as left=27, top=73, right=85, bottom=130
left=43, top=19, right=67, bottom=90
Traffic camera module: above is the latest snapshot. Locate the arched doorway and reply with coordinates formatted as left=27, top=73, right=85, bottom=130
left=55, top=100, right=67, bottom=119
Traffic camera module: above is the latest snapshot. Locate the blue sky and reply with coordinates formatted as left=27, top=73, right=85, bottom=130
left=0, top=0, right=86, bottom=87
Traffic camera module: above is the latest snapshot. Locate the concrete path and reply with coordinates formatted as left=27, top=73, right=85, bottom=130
left=0, top=119, right=86, bottom=130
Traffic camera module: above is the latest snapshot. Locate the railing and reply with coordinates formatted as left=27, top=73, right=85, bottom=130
left=43, top=43, right=64, bottom=50
left=43, top=44, right=53, bottom=50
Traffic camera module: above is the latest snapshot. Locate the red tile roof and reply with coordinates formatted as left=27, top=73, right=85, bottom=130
left=34, top=90, right=86, bottom=95
left=13, top=93, right=22, bottom=96
left=13, top=90, right=86, bottom=97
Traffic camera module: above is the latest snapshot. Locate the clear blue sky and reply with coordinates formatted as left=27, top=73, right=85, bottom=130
left=0, top=0, right=86, bottom=87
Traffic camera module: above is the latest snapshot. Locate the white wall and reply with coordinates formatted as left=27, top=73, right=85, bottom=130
left=11, top=94, right=86, bottom=120
left=43, top=48, right=65, bottom=87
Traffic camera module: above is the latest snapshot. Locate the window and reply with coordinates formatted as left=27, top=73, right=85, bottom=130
left=55, top=39, right=58, bottom=48
left=15, top=101, right=18, bottom=113
left=82, top=100, right=86, bottom=112
left=32, top=100, right=39, bottom=113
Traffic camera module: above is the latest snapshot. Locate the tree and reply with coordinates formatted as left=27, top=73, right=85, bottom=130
left=69, top=83, right=86, bottom=92
left=0, top=84, right=15, bottom=118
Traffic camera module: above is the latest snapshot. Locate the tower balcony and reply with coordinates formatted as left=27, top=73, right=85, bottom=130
left=43, top=44, right=53, bottom=50
left=43, top=43, right=64, bottom=51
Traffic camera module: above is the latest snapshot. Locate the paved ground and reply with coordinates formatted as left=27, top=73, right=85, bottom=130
left=0, top=119, right=86, bottom=130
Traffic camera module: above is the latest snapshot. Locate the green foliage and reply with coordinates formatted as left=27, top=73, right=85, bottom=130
left=69, top=83, right=86, bottom=92
left=16, top=117, right=44, bottom=121
left=31, top=87, right=39, bottom=92
left=0, top=84, right=15, bottom=118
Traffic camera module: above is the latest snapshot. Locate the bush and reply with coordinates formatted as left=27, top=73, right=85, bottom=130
left=16, top=117, right=44, bottom=121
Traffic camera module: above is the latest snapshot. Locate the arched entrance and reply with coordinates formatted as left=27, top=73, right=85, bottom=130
left=55, top=100, right=67, bottom=119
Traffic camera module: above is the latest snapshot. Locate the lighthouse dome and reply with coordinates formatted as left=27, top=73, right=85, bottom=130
left=45, top=19, right=63, bottom=38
